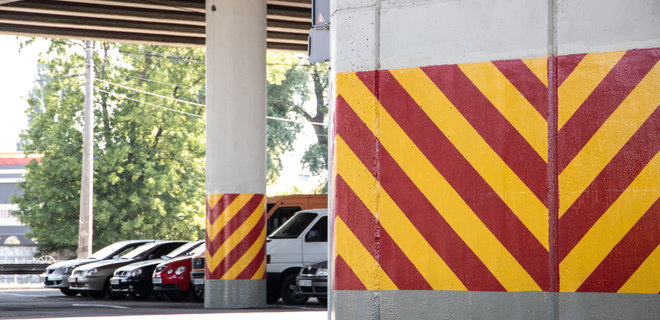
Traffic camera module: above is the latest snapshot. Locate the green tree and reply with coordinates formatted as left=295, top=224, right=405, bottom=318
left=13, top=41, right=207, bottom=254
left=13, top=41, right=317, bottom=254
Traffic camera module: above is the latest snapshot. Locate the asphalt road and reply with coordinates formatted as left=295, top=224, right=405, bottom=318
left=0, top=289, right=326, bottom=320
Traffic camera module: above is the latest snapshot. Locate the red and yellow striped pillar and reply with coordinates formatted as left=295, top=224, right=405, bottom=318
left=331, top=47, right=659, bottom=317
left=205, top=194, right=266, bottom=281
left=205, top=0, right=266, bottom=308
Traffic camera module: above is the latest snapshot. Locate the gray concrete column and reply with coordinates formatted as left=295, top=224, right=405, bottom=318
left=205, top=0, right=267, bottom=308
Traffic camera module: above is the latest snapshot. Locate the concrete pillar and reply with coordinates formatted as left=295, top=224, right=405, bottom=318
left=330, top=0, right=659, bottom=319
left=204, top=0, right=266, bottom=308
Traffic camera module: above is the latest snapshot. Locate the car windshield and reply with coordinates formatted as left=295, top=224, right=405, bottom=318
left=89, top=242, right=131, bottom=259
left=164, top=241, right=200, bottom=259
left=190, top=244, right=206, bottom=256
left=269, top=212, right=318, bottom=239
left=121, top=242, right=159, bottom=259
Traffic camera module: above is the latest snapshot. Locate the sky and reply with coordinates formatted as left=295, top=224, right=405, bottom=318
left=0, top=35, right=47, bottom=152
left=0, top=35, right=324, bottom=194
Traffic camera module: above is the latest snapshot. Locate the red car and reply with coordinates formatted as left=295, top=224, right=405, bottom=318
left=152, top=244, right=205, bottom=301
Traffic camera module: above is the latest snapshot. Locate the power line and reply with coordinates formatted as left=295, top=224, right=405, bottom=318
left=97, top=88, right=203, bottom=119
left=97, top=79, right=326, bottom=127
left=95, top=78, right=206, bottom=107
left=122, top=75, right=205, bottom=92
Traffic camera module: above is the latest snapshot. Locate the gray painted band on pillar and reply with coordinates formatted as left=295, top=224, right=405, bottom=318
left=205, top=279, right=266, bottom=308
left=333, top=290, right=660, bottom=320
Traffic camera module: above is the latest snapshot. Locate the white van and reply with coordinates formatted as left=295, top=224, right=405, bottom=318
left=266, top=208, right=327, bottom=304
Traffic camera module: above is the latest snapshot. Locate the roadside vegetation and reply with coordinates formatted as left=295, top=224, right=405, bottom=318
left=11, top=39, right=328, bottom=255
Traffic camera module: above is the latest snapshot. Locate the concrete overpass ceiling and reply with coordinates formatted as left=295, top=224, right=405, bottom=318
left=0, top=0, right=311, bottom=51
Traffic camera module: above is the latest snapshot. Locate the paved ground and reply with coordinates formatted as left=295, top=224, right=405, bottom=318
left=0, top=289, right=327, bottom=320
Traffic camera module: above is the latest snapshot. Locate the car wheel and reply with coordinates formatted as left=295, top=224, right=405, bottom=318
left=166, top=291, right=188, bottom=302
left=153, top=292, right=168, bottom=301
left=191, top=284, right=204, bottom=302
left=104, top=279, right=125, bottom=300
left=89, top=290, right=105, bottom=299
left=279, top=273, right=308, bottom=305
left=130, top=291, right=150, bottom=300
left=59, top=288, right=77, bottom=296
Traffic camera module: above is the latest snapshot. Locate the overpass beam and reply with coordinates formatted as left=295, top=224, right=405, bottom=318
left=204, top=0, right=267, bottom=308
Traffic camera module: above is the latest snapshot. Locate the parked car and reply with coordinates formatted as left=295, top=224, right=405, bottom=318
left=295, top=261, right=327, bottom=305
left=109, top=240, right=204, bottom=300
left=41, top=240, right=153, bottom=296
left=152, top=243, right=206, bottom=301
left=189, top=195, right=328, bottom=302
left=266, top=208, right=327, bottom=304
left=68, top=240, right=188, bottom=299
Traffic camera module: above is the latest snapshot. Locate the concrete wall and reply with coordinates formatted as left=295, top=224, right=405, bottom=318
left=330, top=0, right=659, bottom=319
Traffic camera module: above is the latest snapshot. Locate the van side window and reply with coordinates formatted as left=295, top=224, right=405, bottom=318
left=305, top=216, right=327, bottom=242
left=267, top=206, right=302, bottom=235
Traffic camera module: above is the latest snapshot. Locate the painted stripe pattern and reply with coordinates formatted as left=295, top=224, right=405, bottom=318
left=332, top=47, right=659, bottom=293
left=333, top=56, right=550, bottom=292
left=558, top=48, right=659, bottom=293
left=205, top=193, right=266, bottom=280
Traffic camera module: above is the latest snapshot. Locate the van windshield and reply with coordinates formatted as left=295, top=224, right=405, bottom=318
left=269, top=212, right=318, bottom=239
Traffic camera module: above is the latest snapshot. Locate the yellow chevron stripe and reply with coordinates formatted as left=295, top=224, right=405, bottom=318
left=335, top=216, right=397, bottom=290
left=252, top=259, right=266, bottom=280
left=560, top=152, right=660, bottom=292
left=206, top=198, right=265, bottom=272
left=559, top=62, right=660, bottom=217
left=206, top=194, right=256, bottom=241
left=521, top=57, right=548, bottom=87
left=221, top=226, right=266, bottom=279
left=207, top=194, right=224, bottom=211
left=336, top=136, right=466, bottom=290
left=336, top=72, right=541, bottom=291
left=458, top=62, right=548, bottom=161
left=618, top=244, right=660, bottom=294
left=389, top=68, right=549, bottom=250
left=558, top=51, right=626, bottom=130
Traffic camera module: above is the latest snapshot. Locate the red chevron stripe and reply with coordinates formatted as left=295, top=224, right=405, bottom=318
left=206, top=215, right=265, bottom=279
left=206, top=194, right=264, bottom=254
left=357, top=70, right=550, bottom=290
left=492, top=59, right=548, bottom=119
left=558, top=48, right=659, bottom=171
left=335, top=176, right=433, bottom=290
left=559, top=108, right=660, bottom=260
left=237, top=245, right=266, bottom=279
left=557, top=53, right=586, bottom=87
left=577, top=200, right=660, bottom=292
left=422, top=65, right=549, bottom=205
left=337, top=94, right=505, bottom=291
left=334, top=254, right=366, bottom=290
left=207, top=194, right=240, bottom=225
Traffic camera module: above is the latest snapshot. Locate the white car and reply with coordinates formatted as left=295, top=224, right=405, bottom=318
left=266, top=208, right=327, bottom=304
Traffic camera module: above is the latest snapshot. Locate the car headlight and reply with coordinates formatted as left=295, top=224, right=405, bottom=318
left=174, top=266, right=186, bottom=275
left=316, top=269, right=328, bottom=277
left=85, top=268, right=98, bottom=276
left=54, top=267, right=70, bottom=274
left=130, top=269, right=143, bottom=277
left=167, top=268, right=174, bottom=274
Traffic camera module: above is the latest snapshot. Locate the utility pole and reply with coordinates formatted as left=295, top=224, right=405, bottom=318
left=77, top=40, right=94, bottom=258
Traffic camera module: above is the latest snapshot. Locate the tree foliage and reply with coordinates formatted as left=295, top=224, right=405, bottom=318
left=12, top=40, right=326, bottom=254
left=13, top=41, right=208, bottom=254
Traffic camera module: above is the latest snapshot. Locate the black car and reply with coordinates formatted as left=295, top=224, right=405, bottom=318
left=109, top=240, right=204, bottom=300
left=295, top=261, right=327, bottom=305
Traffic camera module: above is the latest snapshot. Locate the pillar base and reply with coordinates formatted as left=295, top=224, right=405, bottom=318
left=332, top=290, right=660, bottom=320
left=204, top=279, right=266, bottom=308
